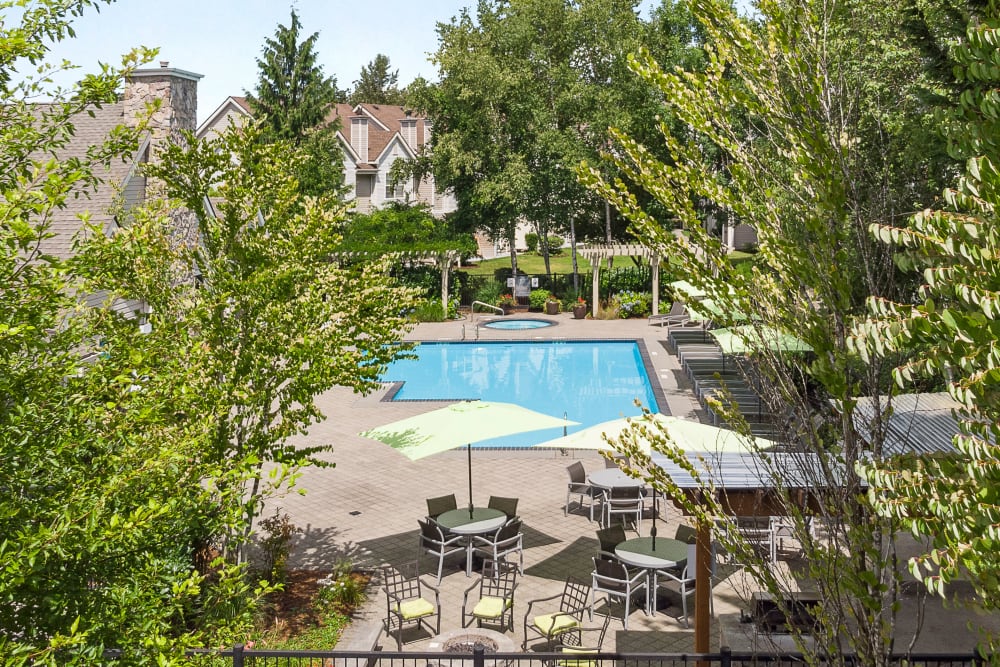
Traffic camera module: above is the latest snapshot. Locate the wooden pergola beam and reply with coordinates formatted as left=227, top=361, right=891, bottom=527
left=576, top=244, right=663, bottom=316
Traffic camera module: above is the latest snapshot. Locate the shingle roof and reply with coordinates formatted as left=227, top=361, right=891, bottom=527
left=34, top=102, right=135, bottom=261
left=326, top=102, right=427, bottom=164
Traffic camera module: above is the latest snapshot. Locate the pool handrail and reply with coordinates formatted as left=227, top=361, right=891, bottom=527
left=471, top=301, right=504, bottom=321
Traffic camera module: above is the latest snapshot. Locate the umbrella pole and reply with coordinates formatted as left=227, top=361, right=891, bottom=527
left=468, top=443, right=474, bottom=519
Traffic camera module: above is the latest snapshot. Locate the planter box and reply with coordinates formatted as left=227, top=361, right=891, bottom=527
left=572, top=304, right=587, bottom=319
left=545, top=302, right=560, bottom=315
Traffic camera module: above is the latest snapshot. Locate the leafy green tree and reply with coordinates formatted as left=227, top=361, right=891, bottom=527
left=0, top=3, right=271, bottom=663
left=582, top=0, right=960, bottom=662
left=348, top=53, right=406, bottom=105
left=245, top=10, right=346, bottom=197
left=852, top=5, right=1000, bottom=648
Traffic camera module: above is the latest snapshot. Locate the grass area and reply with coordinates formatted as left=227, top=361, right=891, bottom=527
left=460, top=253, right=592, bottom=275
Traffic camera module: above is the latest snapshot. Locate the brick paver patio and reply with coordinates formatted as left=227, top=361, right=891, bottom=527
left=274, top=313, right=997, bottom=655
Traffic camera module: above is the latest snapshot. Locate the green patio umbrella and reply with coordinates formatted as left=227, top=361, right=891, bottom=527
left=709, top=325, right=813, bottom=355
left=685, top=298, right=751, bottom=324
left=669, top=279, right=707, bottom=300
left=533, top=413, right=775, bottom=453
left=361, top=401, right=578, bottom=517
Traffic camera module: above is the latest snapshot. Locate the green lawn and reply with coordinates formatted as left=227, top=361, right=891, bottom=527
left=459, top=254, right=593, bottom=275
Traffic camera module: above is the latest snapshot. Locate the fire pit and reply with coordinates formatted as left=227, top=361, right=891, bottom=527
left=428, top=628, right=517, bottom=665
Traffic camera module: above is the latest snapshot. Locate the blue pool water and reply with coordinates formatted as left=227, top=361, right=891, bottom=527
left=483, top=319, right=554, bottom=330
left=380, top=341, right=660, bottom=448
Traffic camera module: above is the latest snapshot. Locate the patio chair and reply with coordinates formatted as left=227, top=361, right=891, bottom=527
left=471, top=516, right=524, bottom=574
left=653, top=543, right=715, bottom=628
left=548, top=614, right=612, bottom=667
left=648, top=301, right=690, bottom=328
left=595, top=525, right=628, bottom=562
left=590, top=556, right=647, bottom=630
left=523, top=576, right=591, bottom=650
left=426, top=493, right=458, bottom=521
left=461, top=559, right=519, bottom=632
left=601, top=486, right=644, bottom=534
left=734, top=516, right=777, bottom=563
left=488, top=495, right=519, bottom=519
left=565, top=461, right=598, bottom=521
left=416, top=518, right=465, bottom=583
left=603, top=453, right=628, bottom=469
left=382, top=563, right=441, bottom=649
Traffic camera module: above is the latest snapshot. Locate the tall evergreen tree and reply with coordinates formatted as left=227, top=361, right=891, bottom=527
left=245, top=10, right=346, bottom=197
left=349, top=53, right=406, bottom=105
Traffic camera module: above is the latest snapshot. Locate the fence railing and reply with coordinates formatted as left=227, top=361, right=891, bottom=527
left=453, top=267, right=666, bottom=307
left=187, top=645, right=987, bottom=667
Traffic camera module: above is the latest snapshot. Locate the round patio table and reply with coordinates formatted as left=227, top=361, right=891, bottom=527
left=616, top=536, right=688, bottom=614
left=587, top=468, right=644, bottom=490
left=436, top=507, right=507, bottom=576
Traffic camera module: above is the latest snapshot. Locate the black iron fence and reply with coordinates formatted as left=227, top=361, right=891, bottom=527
left=452, top=266, right=668, bottom=307
left=186, top=646, right=986, bottom=667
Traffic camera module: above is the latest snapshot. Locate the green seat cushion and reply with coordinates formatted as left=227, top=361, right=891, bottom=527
left=558, top=646, right=597, bottom=667
left=473, top=595, right=512, bottom=619
left=533, top=612, right=579, bottom=636
left=396, top=597, right=436, bottom=620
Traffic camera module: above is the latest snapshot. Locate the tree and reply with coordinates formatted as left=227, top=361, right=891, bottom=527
left=245, top=10, right=346, bottom=197
left=0, top=3, right=271, bottom=663
left=426, top=0, right=660, bottom=279
left=852, top=4, right=1000, bottom=649
left=349, top=53, right=406, bottom=105
left=582, top=0, right=960, bottom=662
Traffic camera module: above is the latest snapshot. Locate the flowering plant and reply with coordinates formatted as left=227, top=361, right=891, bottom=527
left=497, top=293, right=516, bottom=307
left=547, top=292, right=560, bottom=303
left=576, top=296, right=586, bottom=305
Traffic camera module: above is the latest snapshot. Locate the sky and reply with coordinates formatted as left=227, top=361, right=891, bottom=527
left=43, top=0, right=662, bottom=126
left=42, top=0, right=479, bottom=125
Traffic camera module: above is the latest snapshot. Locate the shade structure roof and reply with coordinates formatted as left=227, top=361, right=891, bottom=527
left=709, top=325, right=813, bottom=355
left=848, top=392, right=967, bottom=456
left=649, top=450, right=833, bottom=490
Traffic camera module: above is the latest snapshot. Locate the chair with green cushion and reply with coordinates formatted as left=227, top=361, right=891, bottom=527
left=488, top=495, right=519, bottom=519
left=382, top=564, right=441, bottom=650
left=548, top=615, right=612, bottom=667
left=417, top=518, right=465, bottom=583
left=523, top=576, right=591, bottom=650
left=426, top=493, right=458, bottom=520
left=461, top=559, right=518, bottom=632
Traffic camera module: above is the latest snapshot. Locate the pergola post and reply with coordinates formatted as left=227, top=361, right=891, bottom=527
left=591, top=263, right=600, bottom=318
left=440, top=252, right=450, bottom=319
left=651, top=256, right=661, bottom=316
left=695, top=520, right=712, bottom=659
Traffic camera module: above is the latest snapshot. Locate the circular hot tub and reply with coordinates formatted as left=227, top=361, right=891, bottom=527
left=483, top=318, right=554, bottom=330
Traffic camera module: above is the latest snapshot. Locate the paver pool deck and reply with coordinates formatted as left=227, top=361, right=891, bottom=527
left=275, top=313, right=997, bottom=655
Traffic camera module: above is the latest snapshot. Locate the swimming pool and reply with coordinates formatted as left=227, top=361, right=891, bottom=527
left=380, top=341, right=661, bottom=448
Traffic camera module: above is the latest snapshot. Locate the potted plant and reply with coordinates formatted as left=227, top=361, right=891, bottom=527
left=497, top=293, right=517, bottom=315
left=545, top=293, right=560, bottom=315
left=572, top=296, right=587, bottom=319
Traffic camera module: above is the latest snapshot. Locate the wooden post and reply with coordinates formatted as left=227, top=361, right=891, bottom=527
left=440, top=253, right=450, bottom=319
left=591, top=262, right=600, bottom=318
left=651, top=255, right=660, bottom=316
left=695, top=519, right=712, bottom=661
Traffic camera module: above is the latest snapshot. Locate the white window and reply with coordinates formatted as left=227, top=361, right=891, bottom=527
left=385, top=179, right=405, bottom=199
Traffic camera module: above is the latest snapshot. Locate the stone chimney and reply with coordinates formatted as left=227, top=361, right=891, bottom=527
left=124, top=62, right=203, bottom=157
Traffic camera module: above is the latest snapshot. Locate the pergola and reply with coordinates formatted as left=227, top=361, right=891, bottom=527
left=576, top=244, right=663, bottom=318
left=649, top=450, right=833, bottom=654
left=334, top=249, right=463, bottom=317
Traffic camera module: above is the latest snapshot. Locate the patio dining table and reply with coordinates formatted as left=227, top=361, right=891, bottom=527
left=435, top=507, right=507, bottom=576
left=588, top=468, right=644, bottom=490
left=616, top=536, right=687, bottom=614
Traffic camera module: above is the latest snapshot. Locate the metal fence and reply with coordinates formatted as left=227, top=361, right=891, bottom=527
left=190, top=645, right=986, bottom=667
left=453, top=267, right=665, bottom=307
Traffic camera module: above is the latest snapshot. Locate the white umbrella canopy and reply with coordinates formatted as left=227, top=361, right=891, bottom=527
left=534, top=413, right=776, bottom=453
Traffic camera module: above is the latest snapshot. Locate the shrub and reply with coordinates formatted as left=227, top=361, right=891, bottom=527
left=524, top=232, right=539, bottom=252
left=610, top=291, right=652, bottom=319
left=258, top=511, right=300, bottom=585
left=528, top=289, right=550, bottom=309
left=545, top=235, right=564, bottom=255
left=315, top=559, right=366, bottom=613
left=474, top=281, right=504, bottom=307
